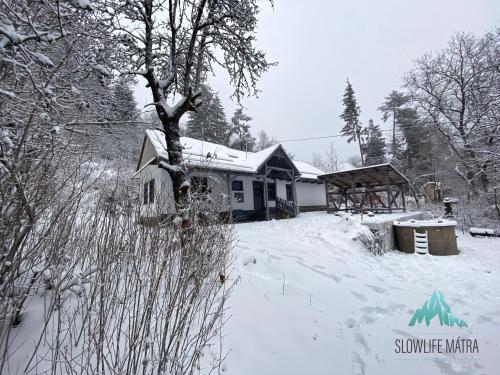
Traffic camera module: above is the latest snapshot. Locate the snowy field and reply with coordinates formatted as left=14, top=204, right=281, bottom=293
left=223, top=212, right=500, bottom=375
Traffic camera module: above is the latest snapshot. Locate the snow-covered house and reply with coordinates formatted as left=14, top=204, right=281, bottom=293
left=134, top=129, right=326, bottom=221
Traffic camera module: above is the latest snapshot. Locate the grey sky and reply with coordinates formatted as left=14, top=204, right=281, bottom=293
left=135, top=0, right=500, bottom=164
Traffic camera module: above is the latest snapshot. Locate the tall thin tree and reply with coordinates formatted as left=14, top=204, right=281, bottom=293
left=340, top=79, right=365, bottom=165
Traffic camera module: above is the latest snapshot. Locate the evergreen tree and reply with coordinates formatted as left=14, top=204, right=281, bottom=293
left=364, top=119, right=386, bottom=165
left=185, top=84, right=229, bottom=144
left=111, top=77, right=139, bottom=122
left=340, top=79, right=365, bottom=165
left=378, top=90, right=409, bottom=159
left=379, top=90, right=435, bottom=181
left=229, top=107, right=256, bottom=151
left=398, top=107, right=436, bottom=181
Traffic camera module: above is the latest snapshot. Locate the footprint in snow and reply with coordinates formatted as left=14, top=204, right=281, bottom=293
left=364, top=284, right=388, bottom=295
left=313, top=264, right=327, bottom=270
left=361, top=306, right=388, bottom=316
left=343, top=273, right=357, bottom=279
left=353, top=332, right=370, bottom=355
left=434, top=358, right=480, bottom=375
left=351, top=351, right=366, bottom=375
left=476, top=314, right=495, bottom=324
left=351, top=291, right=367, bottom=301
left=345, top=318, right=357, bottom=328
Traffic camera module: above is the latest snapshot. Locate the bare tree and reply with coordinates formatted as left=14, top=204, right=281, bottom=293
left=0, top=0, right=118, bottom=343
left=255, top=130, right=278, bottom=151
left=404, top=31, right=500, bottom=192
left=100, top=0, right=274, bottom=205
left=312, top=142, right=339, bottom=172
left=1, top=2, right=236, bottom=373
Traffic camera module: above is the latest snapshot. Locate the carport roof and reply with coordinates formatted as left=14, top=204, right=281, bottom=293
left=317, top=163, right=408, bottom=189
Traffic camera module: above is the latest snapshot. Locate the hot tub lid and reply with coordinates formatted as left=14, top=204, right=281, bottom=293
left=393, top=219, right=457, bottom=228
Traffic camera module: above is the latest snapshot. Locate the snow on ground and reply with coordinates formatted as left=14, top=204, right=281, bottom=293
left=222, top=212, right=500, bottom=375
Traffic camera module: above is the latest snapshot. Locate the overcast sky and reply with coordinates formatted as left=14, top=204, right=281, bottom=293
left=135, top=0, right=500, bottom=164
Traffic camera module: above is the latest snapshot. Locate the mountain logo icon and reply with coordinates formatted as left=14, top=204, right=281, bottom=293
left=409, top=291, right=467, bottom=328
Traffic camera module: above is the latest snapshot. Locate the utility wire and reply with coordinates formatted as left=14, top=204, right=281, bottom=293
left=278, top=128, right=395, bottom=143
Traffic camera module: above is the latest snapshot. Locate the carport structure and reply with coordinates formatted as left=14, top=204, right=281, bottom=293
left=318, top=164, right=409, bottom=213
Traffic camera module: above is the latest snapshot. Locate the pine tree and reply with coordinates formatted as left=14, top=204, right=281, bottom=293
left=378, top=90, right=435, bottom=179
left=111, top=78, right=139, bottom=122
left=398, top=107, right=436, bottom=181
left=100, top=79, right=140, bottom=161
left=378, top=90, right=409, bottom=159
left=229, top=107, right=256, bottom=151
left=364, top=119, right=386, bottom=166
left=340, top=79, right=365, bottom=165
left=185, top=84, right=229, bottom=144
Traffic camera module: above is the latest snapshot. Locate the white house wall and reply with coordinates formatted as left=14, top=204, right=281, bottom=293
left=296, top=181, right=326, bottom=207
left=138, top=165, right=174, bottom=218
left=228, top=174, right=256, bottom=211
left=138, top=166, right=326, bottom=218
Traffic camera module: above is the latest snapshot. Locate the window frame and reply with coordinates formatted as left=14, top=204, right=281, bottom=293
left=149, top=179, right=155, bottom=203
left=143, top=182, right=149, bottom=205
left=286, top=184, right=293, bottom=201
left=231, top=180, right=244, bottom=192
left=267, top=182, right=276, bottom=201
left=234, top=192, right=245, bottom=203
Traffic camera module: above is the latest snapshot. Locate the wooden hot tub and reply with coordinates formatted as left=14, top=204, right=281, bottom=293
left=393, top=219, right=458, bottom=256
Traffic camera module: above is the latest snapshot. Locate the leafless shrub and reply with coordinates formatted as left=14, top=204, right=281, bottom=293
left=1, top=165, right=235, bottom=374
left=357, top=230, right=385, bottom=256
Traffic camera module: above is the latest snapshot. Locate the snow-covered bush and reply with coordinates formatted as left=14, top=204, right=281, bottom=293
left=1, top=170, right=235, bottom=374
left=357, top=230, right=386, bottom=256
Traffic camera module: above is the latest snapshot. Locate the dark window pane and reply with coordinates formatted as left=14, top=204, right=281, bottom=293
left=149, top=179, right=155, bottom=203
left=267, top=182, right=276, bottom=200
left=286, top=184, right=293, bottom=201
left=231, top=180, right=244, bottom=191
left=234, top=192, right=244, bottom=203
left=143, top=182, right=148, bottom=204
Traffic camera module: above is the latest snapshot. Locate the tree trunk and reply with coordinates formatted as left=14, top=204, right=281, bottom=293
left=157, top=113, right=188, bottom=208
left=357, top=135, right=365, bottom=166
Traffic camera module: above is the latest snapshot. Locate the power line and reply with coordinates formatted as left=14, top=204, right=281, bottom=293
left=278, top=129, right=395, bottom=143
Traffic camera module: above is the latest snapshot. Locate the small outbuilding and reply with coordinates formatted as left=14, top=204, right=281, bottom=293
left=318, top=163, right=409, bottom=214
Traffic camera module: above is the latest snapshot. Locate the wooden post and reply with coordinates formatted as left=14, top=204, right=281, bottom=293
left=385, top=171, right=392, bottom=214
left=344, top=189, right=348, bottom=212
left=401, top=184, right=406, bottom=212
left=351, top=176, right=357, bottom=213
left=264, top=164, right=269, bottom=221
left=226, top=171, right=233, bottom=222
left=324, top=180, right=330, bottom=213
left=292, top=175, right=298, bottom=217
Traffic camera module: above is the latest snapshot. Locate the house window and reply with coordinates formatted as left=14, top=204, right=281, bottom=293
left=267, top=182, right=276, bottom=200
left=143, top=182, right=149, bottom=204
left=149, top=179, right=155, bottom=203
left=143, top=179, right=155, bottom=204
left=191, top=176, right=208, bottom=193
left=234, top=192, right=244, bottom=203
left=232, top=180, right=244, bottom=203
left=286, top=184, right=293, bottom=201
left=232, top=180, right=244, bottom=191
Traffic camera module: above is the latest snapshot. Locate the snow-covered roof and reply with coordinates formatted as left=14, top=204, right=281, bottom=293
left=292, top=160, right=325, bottom=181
left=318, top=163, right=409, bottom=187
left=140, top=129, right=324, bottom=180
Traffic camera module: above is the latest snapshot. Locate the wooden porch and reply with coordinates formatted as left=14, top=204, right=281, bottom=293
left=318, top=164, right=409, bottom=214
left=225, top=145, right=300, bottom=221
